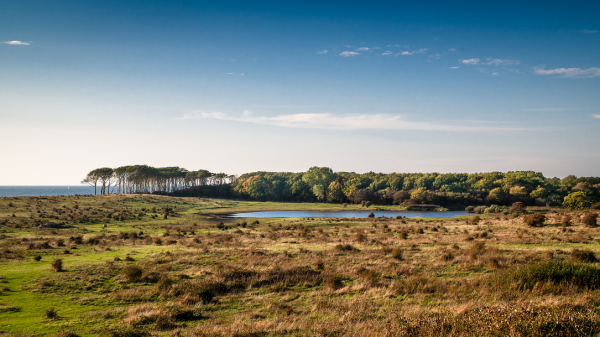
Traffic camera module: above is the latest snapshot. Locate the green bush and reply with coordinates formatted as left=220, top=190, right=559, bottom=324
left=492, top=261, right=600, bottom=291
left=563, top=192, right=595, bottom=210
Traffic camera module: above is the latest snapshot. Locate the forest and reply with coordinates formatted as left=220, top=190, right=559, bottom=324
left=82, top=166, right=600, bottom=209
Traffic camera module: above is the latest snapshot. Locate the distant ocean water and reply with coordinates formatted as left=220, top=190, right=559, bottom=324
left=0, top=186, right=97, bottom=197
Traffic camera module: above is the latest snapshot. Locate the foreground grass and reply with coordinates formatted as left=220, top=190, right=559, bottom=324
left=0, top=195, right=599, bottom=336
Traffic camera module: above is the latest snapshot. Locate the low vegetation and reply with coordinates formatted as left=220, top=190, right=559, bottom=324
left=0, top=194, right=599, bottom=336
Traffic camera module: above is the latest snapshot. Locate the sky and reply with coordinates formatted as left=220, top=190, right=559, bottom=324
left=1, top=0, right=599, bottom=185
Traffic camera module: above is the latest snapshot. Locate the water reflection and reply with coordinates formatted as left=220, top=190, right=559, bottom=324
left=228, top=210, right=467, bottom=219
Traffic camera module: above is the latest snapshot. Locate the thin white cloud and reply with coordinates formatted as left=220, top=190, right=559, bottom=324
left=581, top=30, right=599, bottom=34
left=317, top=49, right=328, bottom=54
left=485, top=58, right=520, bottom=66
left=523, top=108, right=570, bottom=112
left=534, top=67, right=600, bottom=78
left=356, top=47, right=369, bottom=51
left=240, top=73, right=245, bottom=76
left=225, top=73, right=233, bottom=75
left=461, top=58, right=480, bottom=65
left=339, top=51, right=359, bottom=57
left=179, top=111, right=522, bottom=132
left=449, top=48, right=456, bottom=51
left=449, top=66, right=459, bottom=69
left=397, top=48, right=428, bottom=56
left=3, top=40, right=31, bottom=45
left=593, top=114, right=600, bottom=119
left=382, top=51, right=393, bottom=56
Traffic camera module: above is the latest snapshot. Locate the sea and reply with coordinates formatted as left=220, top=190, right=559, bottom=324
left=0, top=186, right=97, bottom=197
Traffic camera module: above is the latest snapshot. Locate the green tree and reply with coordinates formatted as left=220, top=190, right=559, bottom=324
left=488, top=187, right=505, bottom=203
left=302, top=167, right=335, bottom=201
left=410, top=188, right=428, bottom=204
left=327, top=181, right=345, bottom=203
left=563, top=192, right=595, bottom=210
left=530, top=187, right=549, bottom=199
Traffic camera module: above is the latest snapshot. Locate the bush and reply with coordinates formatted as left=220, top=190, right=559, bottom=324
left=33, top=255, right=42, bottom=261
left=441, top=252, right=454, bottom=261
left=465, top=206, right=475, bottom=213
left=367, top=212, right=374, bottom=218
left=493, top=261, right=600, bottom=291
left=125, top=265, right=143, bottom=282
left=51, top=259, right=63, bottom=272
left=391, top=247, right=403, bottom=260
left=571, top=249, right=598, bottom=263
left=474, top=206, right=487, bottom=214
left=324, top=274, right=344, bottom=290
left=591, top=202, right=600, bottom=210
left=470, top=216, right=481, bottom=225
left=523, top=214, right=545, bottom=227
left=563, top=192, right=595, bottom=210
left=582, top=213, right=598, bottom=227
left=561, top=215, right=572, bottom=227
left=510, top=202, right=526, bottom=214
left=45, top=307, right=59, bottom=319
left=334, top=244, right=358, bottom=252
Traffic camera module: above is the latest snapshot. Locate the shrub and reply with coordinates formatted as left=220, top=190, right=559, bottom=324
left=464, top=242, right=486, bottom=259
left=492, top=261, right=600, bottom=291
left=523, top=214, right=546, bottom=227
left=391, top=247, right=403, bottom=260
left=563, top=192, right=595, bottom=210
left=571, top=249, right=598, bottom=263
left=591, top=202, right=600, bottom=210
left=582, top=213, right=598, bottom=227
left=470, top=216, right=481, bottom=225
left=561, top=215, right=572, bottom=227
left=441, top=252, right=454, bottom=261
left=510, top=202, right=526, bottom=214
left=324, top=274, right=344, bottom=290
left=125, top=255, right=135, bottom=261
left=465, top=206, right=475, bottom=213
left=367, top=212, right=374, bottom=218
left=156, top=277, right=175, bottom=292
left=34, top=255, right=42, bottom=261
left=334, top=244, right=358, bottom=252
left=51, top=259, right=63, bottom=272
left=125, top=265, right=143, bottom=282
left=45, top=307, right=59, bottom=319
left=474, top=206, right=487, bottom=214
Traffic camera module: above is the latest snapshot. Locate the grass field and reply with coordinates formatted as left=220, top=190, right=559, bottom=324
left=1, top=194, right=600, bottom=336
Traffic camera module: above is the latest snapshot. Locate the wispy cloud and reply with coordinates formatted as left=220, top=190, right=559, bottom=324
left=449, top=48, right=456, bottom=51
left=179, top=111, right=522, bottom=132
left=449, top=66, right=459, bottom=69
left=2, top=40, right=31, bottom=45
left=534, top=67, right=600, bottom=78
left=339, top=51, right=359, bottom=57
left=317, top=49, right=328, bottom=54
left=593, top=114, right=600, bottom=119
left=356, top=47, right=369, bottom=51
left=461, top=58, right=480, bottom=65
left=397, top=48, right=428, bottom=56
left=580, top=29, right=599, bottom=34
left=382, top=51, right=393, bottom=56
left=485, top=58, right=520, bottom=66
left=523, top=108, right=571, bottom=112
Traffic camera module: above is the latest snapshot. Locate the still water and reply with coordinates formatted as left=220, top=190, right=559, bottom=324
left=228, top=210, right=467, bottom=219
left=0, top=186, right=96, bottom=197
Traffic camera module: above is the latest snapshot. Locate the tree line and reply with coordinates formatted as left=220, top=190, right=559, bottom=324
left=82, top=165, right=236, bottom=195
left=83, top=166, right=600, bottom=209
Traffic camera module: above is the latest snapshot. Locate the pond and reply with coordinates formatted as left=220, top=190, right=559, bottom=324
left=227, top=210, right=467, bottom=219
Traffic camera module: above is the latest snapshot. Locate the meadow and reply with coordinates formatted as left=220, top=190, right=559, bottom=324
left=1, top=194, right=599, bottom=336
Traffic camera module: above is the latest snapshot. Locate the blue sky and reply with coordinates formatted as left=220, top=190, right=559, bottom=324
left=1, top=1, right=599, bottom=184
